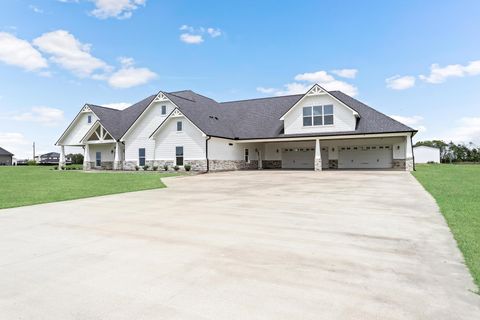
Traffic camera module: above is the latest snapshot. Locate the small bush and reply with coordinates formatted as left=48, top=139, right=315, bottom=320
left=184, top=164, right=191, bottom=171
left=152, top=166, right=158, bottom=171
left=173, top=165, right=179, bottom=171
left=143, top=165, right=149, bottom=171
left=135, top=165, right=139, bottom=171
left=27, top=160, right=37, bottom=166
left=163, top=164, right=169, bottom=171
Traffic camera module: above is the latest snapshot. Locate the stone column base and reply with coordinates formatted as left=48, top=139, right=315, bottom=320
left=393, top=159, right=406, bottom=170
left=113, top=161, right=123, bottom=170
left=406, top=158, right=414, bottom=171
left=314, top=158, right=322, bottom=171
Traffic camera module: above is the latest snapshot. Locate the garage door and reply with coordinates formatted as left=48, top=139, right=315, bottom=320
left=281, top=147, right=328, bottom=169
left=338, top=145, right=393, bottom=169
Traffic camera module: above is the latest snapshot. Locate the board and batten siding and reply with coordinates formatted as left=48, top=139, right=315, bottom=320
left=208, top=138, right=262, bottom=161
left=283, top=94, right=356, bottom=135
left=153, top=115, right=206, bottom=161
left=60, top=112, right=97, bottom=146
left=124, top=101, right=174, bottom=162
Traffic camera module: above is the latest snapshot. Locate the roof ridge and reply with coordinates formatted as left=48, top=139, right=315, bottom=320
left=220, top=93, right=304, bottom=104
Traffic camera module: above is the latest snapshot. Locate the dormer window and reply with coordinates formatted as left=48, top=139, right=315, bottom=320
left=302, top=105, right=334, bottom=127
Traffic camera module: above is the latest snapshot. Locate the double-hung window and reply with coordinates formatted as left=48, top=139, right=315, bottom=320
left=161, top=105, right=167, bottom=115
left=302, top=105, right=334, bottom=126
left=95, top=151, right=101, bottom=167
left=176, top=146, right=184, bottom=166
left=244, top=148, right=249, bottom=163
left=87, top=115, right=92, bottom=124
left=138, top=148, right=145, bottom=166
left=177, top=121, right=183, bottom=132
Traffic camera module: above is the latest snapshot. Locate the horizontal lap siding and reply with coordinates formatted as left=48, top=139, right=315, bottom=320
left=124, top=102, right=174, bottom=162
left=208, top=138, right=261, bottom=161
left=88, top=144, right=115, bottom=162
left=154, top=116, right=206, bottom=160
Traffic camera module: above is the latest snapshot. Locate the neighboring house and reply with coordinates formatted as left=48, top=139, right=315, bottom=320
left=0, top=147, right=14, bottom=166
left=35, top=152, right=72, bottom=165
left=413, top=146, right=440, bottom=163
left=56, top=84, right=417, bottom=171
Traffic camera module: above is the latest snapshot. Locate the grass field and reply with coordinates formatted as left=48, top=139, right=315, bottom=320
left=413, top=164, right=480, bottom=290
left=0, top=166, right=178, bottom=209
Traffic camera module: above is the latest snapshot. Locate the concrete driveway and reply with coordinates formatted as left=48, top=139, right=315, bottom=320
left=0, top=171, right=479, bottom=319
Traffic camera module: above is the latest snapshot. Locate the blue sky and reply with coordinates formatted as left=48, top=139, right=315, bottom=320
left=1, top=0, right=479, bottom=158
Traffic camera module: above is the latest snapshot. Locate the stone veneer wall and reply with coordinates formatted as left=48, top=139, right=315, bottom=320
left=262, top=160, right=282, bottom=169
left=84, top=161, right=113, bottom=170
left=185, top=160, right=207, bottom=171
left=314, top=159, right=322, bottom=171
left=405, top=157, right=414, bottom=171
left=328, top=160, right=338, bottom=169
left=208, top=160, right=258, bottom=171
left=392, top=159, right=406, bottom=170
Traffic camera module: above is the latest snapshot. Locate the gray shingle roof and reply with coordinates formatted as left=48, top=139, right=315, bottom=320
left=87, top=89, right=415, bottom=142
left=0, top=147, right=13, bottom=156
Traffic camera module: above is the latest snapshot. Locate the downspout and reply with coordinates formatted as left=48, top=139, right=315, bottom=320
left=205, top=136, right=211, bottom=173
left=410, top=133, right=416, bottom=171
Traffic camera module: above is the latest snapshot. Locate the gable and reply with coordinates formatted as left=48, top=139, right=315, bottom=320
left=56, top=105, right=98, bottom=146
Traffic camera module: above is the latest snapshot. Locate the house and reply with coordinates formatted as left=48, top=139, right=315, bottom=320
left=56, top=84, right=416, bottom=171
left=413, top=146, right=440, bottom=163
left=0, top=147, right=14, bottom=166
left=35, top=152, right=72, bottom=165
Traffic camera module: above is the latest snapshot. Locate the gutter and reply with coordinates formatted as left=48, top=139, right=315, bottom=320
left=205, top=136, right=211, bottom=173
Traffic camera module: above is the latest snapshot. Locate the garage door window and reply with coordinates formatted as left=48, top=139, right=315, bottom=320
left=303, top=105, right=334, bottom=126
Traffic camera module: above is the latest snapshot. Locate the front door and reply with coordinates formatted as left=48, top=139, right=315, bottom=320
left=96, top=151, right=101, bottom=167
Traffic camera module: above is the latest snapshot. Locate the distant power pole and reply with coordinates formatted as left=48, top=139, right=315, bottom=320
left=33, top=142, right=35, bottom=161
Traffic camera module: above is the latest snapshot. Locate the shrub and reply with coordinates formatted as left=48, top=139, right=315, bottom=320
left=135, top=165, right=139, bottom=171
left=152, top=166, right=158, bottom=171
left=163, top=164, right=169, bottom=171
left=27, top=160, right=37, bottom=166
left=143, top=165, right=149, bottom=171
left=173, top=165, right=179, bottom=171
left=184, top=164, right=191, bottom=171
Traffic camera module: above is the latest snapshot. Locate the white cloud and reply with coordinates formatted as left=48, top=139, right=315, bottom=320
left=0, top=32, right=48, bottom=71
left=207, top=28, right=222, bottom=38
left=101, top=102, right=131, bottom=110
left=419, top=60, right=480, bottom=84
left=29, top=5, right=44, bottom=13
left=332, top=68, right=358, bottom=79
left=180, top=33, right=204, bottom=44
left=90, top=0, right=146, bottom=19
left=0, top=132, right=30, bottom=157
left=107, top=57, right=156, bottom=88
left=257, top=70, right=358, bottom=97
left=33, top=30, right=110, bottom=77
left=12, top=106, right=65, bottom=126
left=390, top=115, right=426, bottom=132
left=448, top=117, right=480, bottom=144
left=386, top=75, right=416, bottom=90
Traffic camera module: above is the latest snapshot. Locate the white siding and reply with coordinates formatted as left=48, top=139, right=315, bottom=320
left=283, top=94, right=356, bottom=135
left=414, top=146, right=440, bottom=163
left=124, top=101, right=175, bottom=161
left=209, top=138, right=262, bottom=161
left=153, top=115, right=206, bottom=161
left=88, top=144, right=115, bottom=163
left=60, top=111, right=97, bottom=146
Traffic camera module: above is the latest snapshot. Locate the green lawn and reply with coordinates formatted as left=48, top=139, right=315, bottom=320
left=0, top=166, right=178, bottom=209
left=413, top=164, right=480, bottom=290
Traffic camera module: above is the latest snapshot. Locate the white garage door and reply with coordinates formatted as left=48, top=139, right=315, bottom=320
left=281, top=147, right=328, bottom=169
left=338, top=145, right=393, bottom=169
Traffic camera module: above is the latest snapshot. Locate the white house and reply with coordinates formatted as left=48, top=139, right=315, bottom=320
left=56, top=84, right=417, bottom=171
left=413, top=146, right=440, bottom=163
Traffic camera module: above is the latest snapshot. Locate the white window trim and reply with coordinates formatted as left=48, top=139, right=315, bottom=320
left=302, top=105, right=334, bottom=127
left=244, top=148, right=250, bottom=163
left=176, top=120, right=183, bottom=132
left=175, top=146, right=184, bottom=166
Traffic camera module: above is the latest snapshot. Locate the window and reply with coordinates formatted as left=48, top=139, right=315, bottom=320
left=95, top=151, right=101, bottom=167
left=138, top=148, right=145, bottom=166
left=176, top=146, right=184, bottom=166
left=87, top=115, right=92, bottom=124
left=302, top=105, right=334, bottom=126
left=161, top=105, right=167, bottom=115
left=244, top=148, right=249, bottom=162
left=177, top=121, right=183, bottom=131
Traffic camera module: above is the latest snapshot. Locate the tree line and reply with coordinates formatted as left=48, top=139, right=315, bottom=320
left=414, top=140, right=480, bottom=163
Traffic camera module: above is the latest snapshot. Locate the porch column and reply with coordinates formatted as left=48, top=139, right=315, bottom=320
left=405, top=134, right=414, bottom=171
left=83, top=144, right=90, bottom=170
left=59, top=145, right=66, bottom=169
left=114, top=141, right=121, bottom=170
left=314, top=139, right=322, bottom=171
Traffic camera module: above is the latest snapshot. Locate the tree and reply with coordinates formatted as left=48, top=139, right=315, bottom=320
left=67, top=153, right=84, bottom=164
left=414, top=140, right=479, bottom=163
